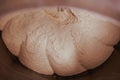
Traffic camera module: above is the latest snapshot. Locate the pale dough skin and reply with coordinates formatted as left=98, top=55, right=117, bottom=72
left=0, top=7, right=120, bottom=76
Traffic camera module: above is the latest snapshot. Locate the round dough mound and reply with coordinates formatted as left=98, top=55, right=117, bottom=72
left=0, top=7, right=120, bottom=76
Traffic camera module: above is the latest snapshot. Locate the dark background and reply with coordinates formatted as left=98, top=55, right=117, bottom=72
left=0, top=0, right=120, bottom=80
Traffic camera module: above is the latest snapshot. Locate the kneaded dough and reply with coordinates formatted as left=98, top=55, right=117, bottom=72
left=0, top=7, right=120, bottom=76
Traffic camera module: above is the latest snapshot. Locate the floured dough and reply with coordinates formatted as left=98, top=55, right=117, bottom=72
left=0, top=7, right=120, bottom=76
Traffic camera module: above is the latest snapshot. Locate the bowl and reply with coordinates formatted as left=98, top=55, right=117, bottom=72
left=0, top=0, right=120, bottom=80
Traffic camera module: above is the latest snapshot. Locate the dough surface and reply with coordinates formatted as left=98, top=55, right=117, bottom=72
left=0, top=7, right=120, bottom=76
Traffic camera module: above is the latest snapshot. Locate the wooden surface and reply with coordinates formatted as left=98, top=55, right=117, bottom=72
left=0, top=0, right=120, bottom=80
